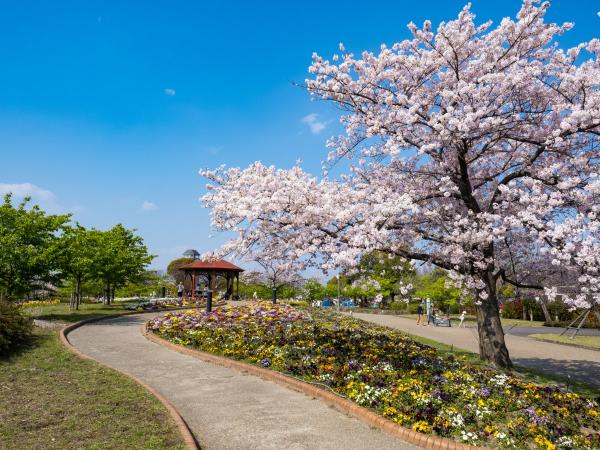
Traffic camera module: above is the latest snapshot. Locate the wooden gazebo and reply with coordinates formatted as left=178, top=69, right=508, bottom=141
left=178, top=259, right=244, bottom=300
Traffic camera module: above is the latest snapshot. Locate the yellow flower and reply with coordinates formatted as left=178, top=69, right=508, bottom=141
left=411, top=421, right=431, bottom=433
left=534, top=435, right=556, bottom=450
left=383, top=406, right=397, bottom=417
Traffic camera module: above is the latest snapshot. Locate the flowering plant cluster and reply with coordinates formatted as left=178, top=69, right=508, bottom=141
left=149, top=303, right=599, bottom=449
left=19, top=299, right=60, bottom=308
left=128, top=297, right=212, bottom=312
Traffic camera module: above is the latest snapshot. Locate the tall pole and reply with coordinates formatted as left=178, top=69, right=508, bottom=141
left=337, top=274, right=341, bottom=312
left=272, top=286, right=277, bottom=304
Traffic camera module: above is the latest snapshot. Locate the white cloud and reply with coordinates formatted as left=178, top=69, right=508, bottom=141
left=164, top=88, right=176, bottom=96
left=301, top=113, right=328, bottom=134
left=0, top=182, right=55, bottom=201
left=141, top=201, right=158, bottom=211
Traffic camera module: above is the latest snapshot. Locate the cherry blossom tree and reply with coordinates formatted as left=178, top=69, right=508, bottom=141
left=254, top=258, right=303, bottom=303
left=203, top=1, right=599, bottom=368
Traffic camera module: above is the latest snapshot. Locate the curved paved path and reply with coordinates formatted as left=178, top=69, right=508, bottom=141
left=68, top=313, right=418, bottom=450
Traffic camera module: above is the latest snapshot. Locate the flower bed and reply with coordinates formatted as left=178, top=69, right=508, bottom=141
left=126, top=297, right=210, bottom=311
left=19, top=299, right=61, bottom=308
left=148, top=303, right=600, bottom=449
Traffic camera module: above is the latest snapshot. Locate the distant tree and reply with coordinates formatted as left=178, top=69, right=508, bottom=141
left=347, top=251, right=415, bottom=306
left=255, top=258, right=303, bottom=302
left=302, top=278, right=326, bottom=302
left=414, top=268, right=465, bottom=313
left=166, top=257, right=193, bottom=284
left=237, top=271, right=270, bottom=299
left=0, top=194, right=70, bottom=300
left=115, top=270, right=170, bottom=298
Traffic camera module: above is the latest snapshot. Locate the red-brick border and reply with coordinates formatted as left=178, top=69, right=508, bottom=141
left=143, top=326, right=490, bottom=450
left=59, top=309, right=202, bottom=450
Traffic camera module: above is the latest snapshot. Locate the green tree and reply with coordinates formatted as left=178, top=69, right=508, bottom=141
left=166, top=257, right=193, bottom=284
left=414, top=268, right=465, bottom=313
left=302, top=278, right=326, bottom=302
left=92, top=225, right=154, bottom=304
left=0, top=194, right=70, bottom=300
left=58, top=225, right=97, bottom=310
left=345, top=251, right=415, bottom=306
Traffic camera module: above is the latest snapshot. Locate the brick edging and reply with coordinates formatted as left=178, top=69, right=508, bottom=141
left=59, top=309, right=201, bottom=450
left=143, top=326, right=490, bottom=450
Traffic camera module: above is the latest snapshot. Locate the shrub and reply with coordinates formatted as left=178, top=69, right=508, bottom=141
left=0, top=300, right=33, bottom=356
left=389, top=301, right=409, bottom=311
left=287, top=300, right=309, bottom=307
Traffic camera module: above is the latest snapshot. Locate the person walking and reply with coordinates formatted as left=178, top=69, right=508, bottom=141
left=458, top=310, right=467, bottom=328
left=416, top=302, right=424, bottom=325
left=177, top=282, right=184, bottom=299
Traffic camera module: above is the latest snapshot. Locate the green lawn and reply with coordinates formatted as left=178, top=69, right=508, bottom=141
left=401, top=313, right=545, bottom=328
left=0, top=328, right=186, bottom=450
left=23, top=302, right=130, bottom=323
left=529, top=333, right=600, bottom=350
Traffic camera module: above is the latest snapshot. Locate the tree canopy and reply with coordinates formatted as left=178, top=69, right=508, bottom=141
left=202, top=1, right=600, bottom=368
left=0, top=194, right=70, bottom=300
left=0, top=194, right=154, bottom=306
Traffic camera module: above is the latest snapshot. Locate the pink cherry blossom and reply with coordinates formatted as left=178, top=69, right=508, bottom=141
left=202, top=1, right=599, bottom=368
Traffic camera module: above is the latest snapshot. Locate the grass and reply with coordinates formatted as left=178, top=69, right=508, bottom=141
left=401, top=313, right=545, bottom=328
left=529, top=333, right=600, bottom=350
left=22, top=302, right=130, bottom=323
left=0, top=328, right=186, bottom=450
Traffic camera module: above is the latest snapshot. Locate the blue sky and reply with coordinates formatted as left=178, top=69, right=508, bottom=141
left=1, top=0, right=598, bottom=270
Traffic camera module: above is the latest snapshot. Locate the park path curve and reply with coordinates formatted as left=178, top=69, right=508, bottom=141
left=67, top=313, right=419, bottom=450
left=350, top=313, right=600, bottom=388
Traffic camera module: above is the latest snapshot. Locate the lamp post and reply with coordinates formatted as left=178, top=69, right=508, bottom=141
left=271, top=287, right=277, bottom=304
left=206, top=289, right=213, bottom=312
left=337, top=275, right=341, bottom=312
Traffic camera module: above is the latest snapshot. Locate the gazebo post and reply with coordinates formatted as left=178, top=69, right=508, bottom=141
left=191, top=271, right=196, bottom=299
left=225, top=273, right=231, bottom=300
left=236, top=274, right=239, bottom=300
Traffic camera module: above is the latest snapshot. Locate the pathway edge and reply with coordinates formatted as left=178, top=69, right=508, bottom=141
left=59, top=310, right=200, bottom=450
left=143, top=325, right=490, bottom=450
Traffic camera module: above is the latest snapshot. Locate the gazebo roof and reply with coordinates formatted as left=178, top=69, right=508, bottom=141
left=178, top=259, right=244, bottom=272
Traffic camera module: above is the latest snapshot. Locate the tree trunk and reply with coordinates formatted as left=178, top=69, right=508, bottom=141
left=522, top=302, right=527, bottom=321
left=75, top=276, right=81, bottom=310
left=475, top=273, right=512, bottom=369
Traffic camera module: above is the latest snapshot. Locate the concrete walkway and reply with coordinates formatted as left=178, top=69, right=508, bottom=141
left=351, top=313, right=600, bottom=388
left=68, top=313, right=418, bottom=450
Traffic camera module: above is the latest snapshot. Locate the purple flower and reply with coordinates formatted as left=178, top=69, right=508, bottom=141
left=261, top=358, right=270, bottom=367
